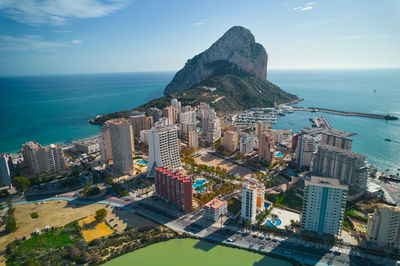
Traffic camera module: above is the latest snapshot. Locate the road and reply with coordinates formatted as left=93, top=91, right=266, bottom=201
left=9, top=187, right=399, bottom=266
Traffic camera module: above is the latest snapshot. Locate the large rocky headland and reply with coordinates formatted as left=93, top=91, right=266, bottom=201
left=91, top=26, right=297, bottom=125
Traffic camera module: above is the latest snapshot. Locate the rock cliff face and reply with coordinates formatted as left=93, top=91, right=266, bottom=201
left=164, top=26, right=268, bottom=95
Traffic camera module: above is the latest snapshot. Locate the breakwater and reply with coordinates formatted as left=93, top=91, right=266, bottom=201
left=294, top=107, right=398, bottom=120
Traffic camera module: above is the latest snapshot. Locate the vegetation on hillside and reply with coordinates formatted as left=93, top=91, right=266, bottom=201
left=91, top=61, right=297, bottom=125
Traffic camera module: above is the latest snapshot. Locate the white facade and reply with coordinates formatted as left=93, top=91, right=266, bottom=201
left=147, top=123, right=182, bottom=177
left=179, top=110, right=196, bottom=124
left=74, top=138, right=99, bottom=154
left=295, top=134, right=317, bottom=169
left=139, top=129, right=149, bottom=145
left=203, top=198, right=228, bottom=222
left=99, top=122, right=113, bottom=163
left=22, top=142, right=66, bottom=175
left=240, top=136, right=254, bottom=155
left=108, top=119, right=135, bottom=175
left=241, top=183, right=258, bottom=224
left=171, top=98, right=181, bottom=112
left=321, top=132, right=352, bottom=151
left=274, top=129, right=293, bottom=147
left=200, top=105, right=221, bottom=144
left=312, top=145, right=368, bottom=193
left=189, top=131, right=199, bottom=150
left=301, top=176, right=348, bottom=236
left=180, top=121, right=196, bottom=135
left=367, top=205, right=400, bottom=249
left=0, top=155, right=12, bottom=186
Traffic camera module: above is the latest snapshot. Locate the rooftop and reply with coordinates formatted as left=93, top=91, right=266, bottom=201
left=306, top=175, right=348, bottom=190
left=319, top=144, right=365, bottom=158
left=204, top=198, right=226, bottom=210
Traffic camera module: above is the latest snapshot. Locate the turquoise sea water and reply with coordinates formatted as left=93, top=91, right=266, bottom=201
left=0, top=72, right=172, bottom=153
left=269, top=69, right=400, bottom=174
left=0, top=69, right=399, bottom=173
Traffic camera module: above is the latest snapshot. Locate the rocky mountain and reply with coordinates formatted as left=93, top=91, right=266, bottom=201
left=165, top=26, right=269, bottom=95
left=90, top=26, right=297, bottom=125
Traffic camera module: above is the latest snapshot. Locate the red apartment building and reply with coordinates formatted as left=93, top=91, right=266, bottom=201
left=155, top=167, right=192, bottom=211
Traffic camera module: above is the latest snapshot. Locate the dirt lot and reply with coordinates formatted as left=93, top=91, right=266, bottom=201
left=194, top=152, right=253, bottom=178
left=0, top=200, right=158, bottom=253
left=104, top=205, right=158, bottom=232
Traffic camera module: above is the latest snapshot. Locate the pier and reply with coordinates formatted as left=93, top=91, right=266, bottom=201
left=294, top=107, right=398, bottom=120
left=310, top=116, right=332, bottom=130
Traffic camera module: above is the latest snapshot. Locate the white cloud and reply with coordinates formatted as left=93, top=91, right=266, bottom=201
left=0, top=34, right=68, bottom=51
left=0, top=0, right=130, bottom=26
left=301, top=6, right=313, bottom=11
left=71, top=39, right=82, bottom=45
left=194, top=21, right=204, bottom=26
left=294, top=1, right=314, bottom=11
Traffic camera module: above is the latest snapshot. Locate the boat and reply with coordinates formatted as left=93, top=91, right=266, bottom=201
left=384, top=138, right=391, bottom=142
left=373, top=89, right=376, bottom=92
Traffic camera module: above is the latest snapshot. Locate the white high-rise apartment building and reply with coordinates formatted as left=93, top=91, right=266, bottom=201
left=321, top=131, right=352, bottom=151
left=0, top=154, right=13, bottom=186
left=311, top=145, right=368, bottom=193
left=180, top=121, right=196, bottom=135
left=99, top=122, right=113, bottom=163
left=189, top=131, right=199, bottom=150
left=367, top=205, right=400, bottom=249
left=171, top=98, right=181, bottom=112
left=22, top=142, right=66, bottom=175
left=179, top=110, right=196, bottom=124
left=147, top=123, right=182, bottom=177
left=240, top=135, right=254, bottom=155
left=301, top=176, right=348, bottom=236
left=200, top=105, right=221, bottom=144
left=295, top=134, right=317, bottom=169
left=206, top=118, right=221, bottom=144
left=108, top=119, right=135, bottom=175
left=241, top=183, right=258, bottom=224
left=139, top=129, right=149, bottom=145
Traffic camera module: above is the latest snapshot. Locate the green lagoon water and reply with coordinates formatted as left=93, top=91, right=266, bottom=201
left=103, top=238, right=292, bottom=266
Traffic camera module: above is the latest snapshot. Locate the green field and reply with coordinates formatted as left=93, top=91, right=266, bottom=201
left=103, top=238, right=292, bottom=266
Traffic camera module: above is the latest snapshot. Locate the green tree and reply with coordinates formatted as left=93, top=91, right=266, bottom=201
left=94, top=208, right=107, bottom=222
left=6, top=219, right=17, bottom=233
left=290, top=219, right=296, bottom=227
left=12, top=176, right=30, bottom=194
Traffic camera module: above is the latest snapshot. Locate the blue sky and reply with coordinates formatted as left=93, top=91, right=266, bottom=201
left=0, top=0, right=399, bottom=75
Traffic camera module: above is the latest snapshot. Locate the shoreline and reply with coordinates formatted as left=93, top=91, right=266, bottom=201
left=3, top=95, right=398, bottom=174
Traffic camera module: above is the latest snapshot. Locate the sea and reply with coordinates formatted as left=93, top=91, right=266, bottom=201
left=0, top=69, right=399, bottom=173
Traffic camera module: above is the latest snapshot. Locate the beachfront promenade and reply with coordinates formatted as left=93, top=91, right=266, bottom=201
left=294, top=107, right=398, bottom=120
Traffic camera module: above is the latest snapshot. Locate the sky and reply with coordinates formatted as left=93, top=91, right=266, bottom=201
left=0, top=0, right=399, bottom=75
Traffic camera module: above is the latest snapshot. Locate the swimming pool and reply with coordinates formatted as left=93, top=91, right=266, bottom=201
left=357, top=225, right=367, bottom=230
left=264, top=202, right=271, bottom=210
left=275, top=151, right=283, bottom=158
left=266, top=219, right=282, bottom=227
left=193, top=178, right=207, bottom=192
left=134, top=159, right=148, bottom=166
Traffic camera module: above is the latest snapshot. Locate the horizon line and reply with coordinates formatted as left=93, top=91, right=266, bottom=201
left=1, top=66, right=400, bottom=77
